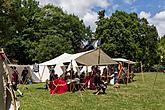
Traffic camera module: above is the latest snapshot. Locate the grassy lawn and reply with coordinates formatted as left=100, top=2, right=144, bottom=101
left=18, top=72, right=165, bottom=110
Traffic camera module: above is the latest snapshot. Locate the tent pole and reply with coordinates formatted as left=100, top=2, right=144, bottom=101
left=126, top=60, right=130, bottom=86
left=70, top=60, right=73, bottom=92
left=86, top=65, right=88, bottom=77
left=98, top=48, right=100, bottom=65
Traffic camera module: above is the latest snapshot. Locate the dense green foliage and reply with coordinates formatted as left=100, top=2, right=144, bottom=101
left=95, top=11, right=159, bottom=70
left=0, top=0, right=92, bottom=64
left=0, top=1, right=162, bottom=69
left=18, top=73, right=165, bottom=110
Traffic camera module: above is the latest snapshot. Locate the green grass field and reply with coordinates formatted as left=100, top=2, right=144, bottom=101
left=18, top=72, right=165, bottom=110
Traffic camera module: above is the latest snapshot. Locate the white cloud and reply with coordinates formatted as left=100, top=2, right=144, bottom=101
left=153, top=11, right=165, bottom=21
left=139, top=11, right=151, bottom=19
left=124, top=0, right=136, bottom=5
left=37, top=0, right=110, bottom=31
left=83, top=12, right=98, bottom=31
left=150, top=11, right=165, bottom=37
left=139, top=10, right=165, bottom=37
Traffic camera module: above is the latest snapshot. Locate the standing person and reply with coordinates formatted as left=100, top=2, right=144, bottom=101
left=49, top=66, right=57, bottom=94
left=21, top=67, right=28, bottom=84
left=89, top=66, right=96, bottom=89
left=49, top=67, right=56, bottom=82
left=11, top=66, right=23, bottom=96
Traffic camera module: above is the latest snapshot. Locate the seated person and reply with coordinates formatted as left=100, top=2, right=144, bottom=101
left=44, top=79, right=49, bottom=89
left=94, top=70, right=107, bottom=94
left=49, top=70, right=58, bottom=94
left=51, top=77, right=68, bottom=94
left=80, top=72, right=85, bottom=83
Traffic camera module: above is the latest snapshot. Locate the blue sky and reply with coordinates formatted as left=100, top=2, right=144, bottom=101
left=38, top=0, right=165, bottom=37
left=107, top=0, right=165, bottom=15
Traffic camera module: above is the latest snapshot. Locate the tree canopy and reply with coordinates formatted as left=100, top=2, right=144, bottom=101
left=95, top=11, right=159, bottom=70
left=0, top=0, right=92, bottom=64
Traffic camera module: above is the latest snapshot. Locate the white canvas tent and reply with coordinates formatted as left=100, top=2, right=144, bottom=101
left=32, top=51, right=93, bottom=82
left=39, top=53, right=71, bottom=66
left=32, top=49, right=117, bottom=82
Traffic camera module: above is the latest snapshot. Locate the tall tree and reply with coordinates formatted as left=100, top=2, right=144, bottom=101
left=1, top=1, right=92, bottom=64
left=95, top=11, right=159, bottom=70
left=3, top=0, right=40, bottom=64
left=29, top=4, right=92, bottom=63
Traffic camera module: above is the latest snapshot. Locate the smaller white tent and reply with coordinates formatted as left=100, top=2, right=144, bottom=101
left=30, top=64, right=65, bottom=82
left=30, top=65, right=50, bottom=82
left=112, top=58, right=136, bottom=64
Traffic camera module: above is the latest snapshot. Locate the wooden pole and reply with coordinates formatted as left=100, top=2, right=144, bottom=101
left=140, top=61, right=144, bottom=82
left=126, top=60, right=130, bottom=86
left=98, top=48, right=100, bottom=65
left=86, top=65, right=88, bottom=77
left=70, top=60, right=73, bottom=92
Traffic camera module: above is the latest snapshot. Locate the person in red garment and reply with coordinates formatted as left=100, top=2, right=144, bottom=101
left=11, top=66, right=23, bottom=96
left=51, top=77, right=68, bottom=94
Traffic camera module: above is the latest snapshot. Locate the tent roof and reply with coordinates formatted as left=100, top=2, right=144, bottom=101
left=39, top=49, right=117, bottom=66
left=112, top=58, right=136, bottom=64
left=39, top=50, right=92, bottom=66
left=75, top=48, right=117, bottom=65
left=39, top=53, right=71, bottom=65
